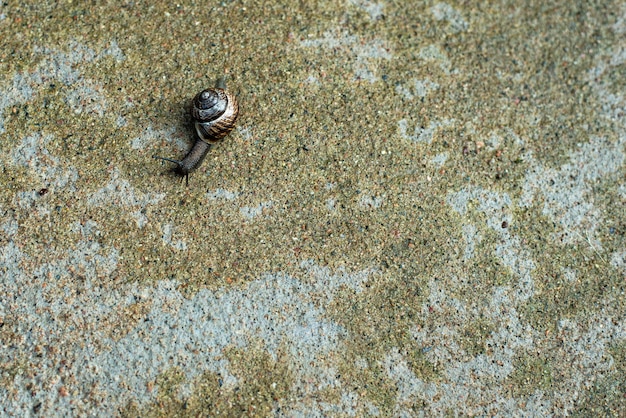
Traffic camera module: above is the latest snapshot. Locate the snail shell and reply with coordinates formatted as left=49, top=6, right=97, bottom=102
left=153, top=78, right=239, bottom=184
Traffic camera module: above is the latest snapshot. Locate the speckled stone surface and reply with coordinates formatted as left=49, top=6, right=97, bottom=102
left=1, top=1, right=625, bottom=416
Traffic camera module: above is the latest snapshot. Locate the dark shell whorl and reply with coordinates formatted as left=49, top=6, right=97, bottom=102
left=192, top=88, right=238, bottom=144
left=192, top=89, right=228, bottom=122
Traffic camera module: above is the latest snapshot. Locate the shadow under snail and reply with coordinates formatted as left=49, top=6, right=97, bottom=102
left=153, top=78, right=239, bottom=185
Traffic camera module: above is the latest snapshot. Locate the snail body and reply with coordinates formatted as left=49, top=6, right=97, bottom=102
left=153, top=78, right=239, bottom=184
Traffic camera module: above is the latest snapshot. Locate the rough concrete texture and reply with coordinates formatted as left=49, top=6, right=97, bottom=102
left=1, top=1, right=625, bottom=416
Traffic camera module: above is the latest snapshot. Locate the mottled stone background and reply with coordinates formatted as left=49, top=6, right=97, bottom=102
left=1, top=0, right=625, bottom=416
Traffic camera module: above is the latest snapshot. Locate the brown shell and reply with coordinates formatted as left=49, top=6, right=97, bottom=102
left=193, top=88, right=239, bottom=144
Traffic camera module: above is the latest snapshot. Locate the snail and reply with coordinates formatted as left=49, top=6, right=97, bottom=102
left=153, top=78, right=239, bottom=185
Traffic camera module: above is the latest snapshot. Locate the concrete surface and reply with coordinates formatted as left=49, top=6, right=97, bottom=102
left=1, top=1, right=625, bottom=416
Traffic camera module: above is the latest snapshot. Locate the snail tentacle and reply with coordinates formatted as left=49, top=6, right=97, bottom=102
left=152, top=155, right=182, bottom=165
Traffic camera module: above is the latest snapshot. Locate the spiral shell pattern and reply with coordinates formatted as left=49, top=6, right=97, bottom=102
left=193, top=88, right=239, bottom=144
